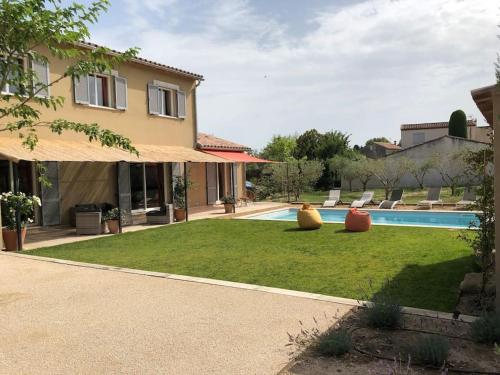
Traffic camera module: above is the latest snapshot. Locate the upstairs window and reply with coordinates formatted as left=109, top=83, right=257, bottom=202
left=1, top=57, right=49, bottom=97
left=74, top=73, right=127, bottom=110
left=89, top=74, right=109, bottom=107
left=148, top=81, right=186, bottom=119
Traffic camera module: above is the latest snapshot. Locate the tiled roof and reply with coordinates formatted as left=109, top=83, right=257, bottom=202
left=400, top=119, right=476, bottom=131
left=197, top=133, right=251, bottom=151
left=373, top=142, right=401, bottom=150
left=76, top=41, right=204, bottom=80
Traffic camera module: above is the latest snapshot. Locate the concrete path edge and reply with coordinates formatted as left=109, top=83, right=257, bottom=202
left=1, top=251, right=477, bottom=323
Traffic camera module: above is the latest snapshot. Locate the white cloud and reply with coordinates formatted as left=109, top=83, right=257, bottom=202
left=94, top=0, right=499, bottom=148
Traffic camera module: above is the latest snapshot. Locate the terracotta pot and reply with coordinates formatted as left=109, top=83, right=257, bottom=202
left=345, top=208, right=371, bottom=232
left=2, top=227, right=27, bottom=251
left=174, top=208, right=186, bottom=222
left=106, top=220, right=120, bottom=234
left=297, top=204, right=322, bottom=230
left=224, top=203, right=235, bottom=214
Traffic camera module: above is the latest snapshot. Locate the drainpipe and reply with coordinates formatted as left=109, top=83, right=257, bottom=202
left=193, top=80, right=202, bottom=150
left=116, top=162, right=122, bottom=234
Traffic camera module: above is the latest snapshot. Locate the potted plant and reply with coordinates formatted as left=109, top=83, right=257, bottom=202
left=0, top=192, right=41, bottom=251
left=221, top=195, right=236, bottom=213
left=173, top=176, right=188, bottom=221
left=103, top=207, right=120, bottom=234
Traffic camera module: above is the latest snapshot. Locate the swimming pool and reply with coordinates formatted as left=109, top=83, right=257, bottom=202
left=242, top=208, right=479, bottom=229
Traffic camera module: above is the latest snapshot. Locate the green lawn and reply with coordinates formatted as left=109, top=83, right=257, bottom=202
left=29, top=219, right=473, bottom=312
left=294, top=187, right=463, bottom=205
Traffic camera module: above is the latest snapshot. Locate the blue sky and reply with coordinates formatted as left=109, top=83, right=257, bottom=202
left=85, top=0, right=498, bottom=149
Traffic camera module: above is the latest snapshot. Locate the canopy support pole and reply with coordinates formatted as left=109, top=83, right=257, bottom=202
left=116, top=162, right=122, bottom=234
left=13, top=163, right=22, bottom=251
left=184, top=162, right=189, bottom=222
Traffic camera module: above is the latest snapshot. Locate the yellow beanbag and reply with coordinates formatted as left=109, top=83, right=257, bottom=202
left=297, top=204, right=323, bottom=230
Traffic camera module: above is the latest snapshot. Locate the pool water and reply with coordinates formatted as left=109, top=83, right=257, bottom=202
left=243, top=208, right=479, bottom=229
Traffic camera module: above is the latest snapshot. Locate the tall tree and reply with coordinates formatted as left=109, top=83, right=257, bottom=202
left=260, top=135, right=296, bottom=162
left=0, top=0, right=139, bottom=153
left=293, top=129, right=322, bottom=160
left=448, top=110, right=468, bottom=139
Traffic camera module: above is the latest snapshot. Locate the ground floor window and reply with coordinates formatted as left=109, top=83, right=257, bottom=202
left=130, top=163, right=164, bottom=211
left=0, top=160, right=34, bottom=195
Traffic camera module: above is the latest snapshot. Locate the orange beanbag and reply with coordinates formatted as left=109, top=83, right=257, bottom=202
left=345, top=208, right=371, bottom=232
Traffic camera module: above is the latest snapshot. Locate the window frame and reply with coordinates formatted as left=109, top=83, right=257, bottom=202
left=88, top=73, right=113, bottom=108
left=1, top=57, right=26, bottom=96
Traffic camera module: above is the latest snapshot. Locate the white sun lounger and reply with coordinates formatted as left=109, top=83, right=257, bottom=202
left=418, top=187, right=442, bottom=209
left=322, top=189, right=341, bottom=207
left=351, top=191, right=374, bottom=208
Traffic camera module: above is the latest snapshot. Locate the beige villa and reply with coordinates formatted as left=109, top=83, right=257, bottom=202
left=0, top=42, right=268, bottom=233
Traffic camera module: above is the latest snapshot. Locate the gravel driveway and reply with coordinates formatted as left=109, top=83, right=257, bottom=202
left=0, top=253, right=351, bottom=375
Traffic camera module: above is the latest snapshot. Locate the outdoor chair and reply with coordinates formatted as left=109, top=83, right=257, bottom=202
left=456, top=187, right=477, bottom=208
left=378, top=189, right=404, bottom=209
left=350, top=191, right=374, bottom=208
left=322, top=189, right=341, bottom=208
left=418, top=187, right=442, bottom=209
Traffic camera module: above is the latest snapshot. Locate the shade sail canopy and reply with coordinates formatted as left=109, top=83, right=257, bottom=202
left=0, top=137, right=228, bottom=163
left=202, top=150, right=275, bottom=163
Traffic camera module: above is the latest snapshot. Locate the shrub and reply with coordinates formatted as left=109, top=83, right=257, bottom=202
left=411, top=335, right=449, bottom=367
left=315, top=328, right=352, bottom=357
left=448, top=109, right=468, bottom=138
left=471, top=311, right=500, bottom=344
left=364, top=297, right=403, bottom=329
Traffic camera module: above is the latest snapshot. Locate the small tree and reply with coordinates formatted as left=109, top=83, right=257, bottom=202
left=433, top=151, right=468, bottom=195
left=407, top=157, right=436, bottom=189
left=329, top=155, right=359, bottom=191
left=372, top=157, right=410, bottom=199
left=271, top=158, right=323, bottom=201
left=356, top=158, right=375, bottom=191
left=448, top=110, right=468, bottom=138
left=0, top=0, right=139, bottom=153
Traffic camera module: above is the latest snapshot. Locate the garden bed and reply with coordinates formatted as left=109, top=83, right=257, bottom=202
left=283, top=310, right=500, bottom=374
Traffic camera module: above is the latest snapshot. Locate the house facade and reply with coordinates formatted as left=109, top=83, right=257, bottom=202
left=0, top=42, right=259, bottom=231
left=363, top=141, right=401, bottom=159
left=400, top=120, right=490, bottom=148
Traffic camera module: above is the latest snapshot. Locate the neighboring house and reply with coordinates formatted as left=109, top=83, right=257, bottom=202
left=0, top=42, right=268, bottom=227
left=400, top=119, right=491, bottom=148
left=345, top=135, right=488, bottom=190
left=388, top=135, right=489, bottom=188
left=363, top=141, right=401, bottom=159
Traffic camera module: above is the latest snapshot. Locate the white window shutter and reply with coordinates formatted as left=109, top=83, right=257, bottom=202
left=148, top=83, right=159, bottom=115
left=114, top=76, right=127, bottom=110
left=73, top=75, right=89, bottom=104
left=31, top=59, right=50, bottom=97
left=177, top=91, right=186, bottom=118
